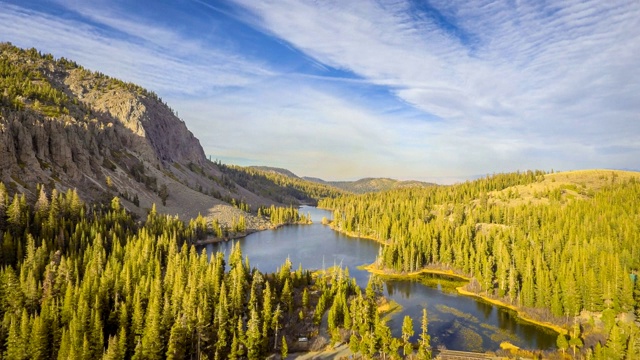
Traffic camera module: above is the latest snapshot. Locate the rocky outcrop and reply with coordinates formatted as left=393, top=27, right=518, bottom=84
left=0, top=43, right=279, bottom=224
left=63, top=68, right=206, bottom=167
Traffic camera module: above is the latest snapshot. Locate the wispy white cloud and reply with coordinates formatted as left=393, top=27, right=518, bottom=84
left=0, top=2, right=272, bottom=96
left=2, top=0, right=639, bottom=180
left=229, top=0, right=640, bottom=167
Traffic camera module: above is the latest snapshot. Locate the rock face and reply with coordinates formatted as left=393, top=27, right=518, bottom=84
left=0, top=43, right=277, bottom=224
left=64, top=68, right=206, bottom=167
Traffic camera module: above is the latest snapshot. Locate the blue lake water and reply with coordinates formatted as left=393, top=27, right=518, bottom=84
left=205, top=206, right=557, bottom=352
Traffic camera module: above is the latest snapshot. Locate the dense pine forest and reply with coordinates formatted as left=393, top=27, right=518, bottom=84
left=217, top=163, right=346, bottom=205
left=320, top=170, right=640, bottom=359
left=0, top=183, right=432, bottom=359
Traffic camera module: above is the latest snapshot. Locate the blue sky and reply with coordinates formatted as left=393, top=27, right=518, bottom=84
left=2, top=0, right=639, bottom=182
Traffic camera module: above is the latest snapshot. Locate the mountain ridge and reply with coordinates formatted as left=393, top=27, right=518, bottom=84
left=0, top=43, right=288, bottom=228
left=244, top=166, right=436, bottom=194
left=303, top=176, right=436, bottom=194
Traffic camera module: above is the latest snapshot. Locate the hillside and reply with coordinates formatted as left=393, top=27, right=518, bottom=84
left=305, top=176, right=435, bottom=193
left=220, top=164, right=346, bottom=205
left=0, top=43, right=309, bottom=229
left=249, top=166, right=300, bottom=179
left=320, top=169, right=640, bottom=357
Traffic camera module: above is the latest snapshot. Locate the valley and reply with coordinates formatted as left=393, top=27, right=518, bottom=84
left=0, top=43, right=639, bottom=360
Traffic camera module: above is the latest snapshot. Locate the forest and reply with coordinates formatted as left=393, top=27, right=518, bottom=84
left=0, top=183, right=432, bottom=359
left=217, top=163, right=346, bottom=206
left=320, top=170, right=640, bottom=359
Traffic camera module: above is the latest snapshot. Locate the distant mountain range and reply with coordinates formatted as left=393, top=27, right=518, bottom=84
left=250, top=166, right=435, bottom=194
left=305, top=177, right=436, bottom=193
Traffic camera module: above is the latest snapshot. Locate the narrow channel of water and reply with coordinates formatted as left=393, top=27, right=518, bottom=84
left=205, top=206, right=557, bottom=351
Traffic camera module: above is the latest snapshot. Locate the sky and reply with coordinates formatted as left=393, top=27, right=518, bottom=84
left=1, top=0, right=639, bottom=183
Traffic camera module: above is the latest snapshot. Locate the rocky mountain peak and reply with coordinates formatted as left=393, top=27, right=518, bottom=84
left=0, top=43, right=277, bottom=221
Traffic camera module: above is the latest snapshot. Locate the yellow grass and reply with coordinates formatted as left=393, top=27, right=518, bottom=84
left=362, top=263, right=567, bottom=334
left=456, top=287, right=567, bottom=335
left=483, top=169, right=640, bottom=208
left=364, top=263, right=470, bottom=281
left=377, top=299, right=402, bottom=318
left=499, top=341, right=520, bottom=351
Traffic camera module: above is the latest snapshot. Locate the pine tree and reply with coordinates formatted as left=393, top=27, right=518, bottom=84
left=34, top=185, right=49, bottom=223
left=401, top=315, right=413, bottom=357
left=6, top=194, right=24, bottom=236
left=568, top=323, right=583, bottom=358
left=418, top=308, right=431, bottom=359
left=141, top=279, right=164, bottom=360
left=103, top=335, right=124, bottom=360
left=246, top=308, right=262, bottom=360
left=604, top=324, right=627, bottom=360
left=556, top=333, right=568, bottom=355
left=375, top=318, right=393, bottom=360
left=349, top=333, right=360, bottom=354
left=5, top=313, right=27, bottom=360
left=89, top=309, right=104, bottom=359
left=228, top=331, right=240, bottom=360
left=166, top=316, right=188, bottom=360
left=281, top=278, right=293, bottom=313
left=302, top=288, right=309, bottom=309
left=280, top=335, right=288, bottom=359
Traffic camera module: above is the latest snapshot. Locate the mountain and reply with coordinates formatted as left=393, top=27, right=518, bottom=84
left=219, top=164, right=345, bottom=205
left=245, top=167, right=435, bottom=194
left=248, top=166, right=300, bottom=179
left=304, top=176, right=435, bottom=193
left=0, top=43, right=296, bottom=227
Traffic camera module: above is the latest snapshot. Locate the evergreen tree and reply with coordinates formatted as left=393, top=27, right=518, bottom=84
left=140, top=279, right=164, bottom=360
left=280, top=335, right=288, bottom=359
left=246, top=308, right=262, bottom=359
left=166, top=316, right=188, bottom=360
left=5, top=313, right=27, bottom=360
left=604, top=324, right=627, bottom=360
left=568, top=323, right=583, bottom=357
left=103, top=335, right=124, bottom=360
left=556, top=333, right=568, bottom=355
left=418, top=308, right=431, bottom=359
left=401, top=315, right=413, bottom=357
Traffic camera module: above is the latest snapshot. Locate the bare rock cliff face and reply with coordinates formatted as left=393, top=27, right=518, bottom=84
left=64, top=68, right=206, bottom=167
left=0, top=44, right=215, bottom=210
left=0, top=43, right=278, bottom=221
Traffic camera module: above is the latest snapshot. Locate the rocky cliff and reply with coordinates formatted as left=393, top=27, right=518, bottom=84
left=0, top=43, right=277, bottom=224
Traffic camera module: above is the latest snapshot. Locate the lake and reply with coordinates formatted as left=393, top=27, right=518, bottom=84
left=205, top=206, right=557, bottom=352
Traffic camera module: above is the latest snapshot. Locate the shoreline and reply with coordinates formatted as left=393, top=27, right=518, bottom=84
left=325, top=220, right=567, bottom=336
left=193, top=220, right=314, bottom=246
left=455, top=287, right=567, bottom=335
left=193, top=229, right=260, bottom=246
left=364, top=263, right=471, bottom=282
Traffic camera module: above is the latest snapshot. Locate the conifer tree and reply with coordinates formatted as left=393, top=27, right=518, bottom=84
left=569, top=323, right=583, bottom=358
left=280, top=278, right=293, bottom=313
left=5, top=314, right=26, bottom=360
left=166, top=316, right=188, bottom=360
left=103, top=335, right=123, bottom=360
left=605, top=324, right=627, bottom=360
left=140, top=279, right=164, bottom=360
left=280, top=335, right=288, bottom=359
left=302, top=287, right=309, bottom=310
left=418, top=308, right=431, bottom=359
left=401, top=315, right=413, bottom=357
left=246, top=308, right=262, bottom=359
left=556, top=333, right=568, bottom=355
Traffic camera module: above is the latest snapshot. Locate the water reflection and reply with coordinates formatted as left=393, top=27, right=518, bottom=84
left=204, top=206, right=557, bottom=351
